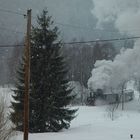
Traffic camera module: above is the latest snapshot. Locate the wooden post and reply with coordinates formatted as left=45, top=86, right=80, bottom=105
left=24, top=9, right=31, bottom=140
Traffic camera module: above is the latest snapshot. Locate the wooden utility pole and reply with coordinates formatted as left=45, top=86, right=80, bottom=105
left=24, top=9, right=31, bottom=140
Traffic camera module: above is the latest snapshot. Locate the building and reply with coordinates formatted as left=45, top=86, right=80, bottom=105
left=86, top=89, right=134, bottom=105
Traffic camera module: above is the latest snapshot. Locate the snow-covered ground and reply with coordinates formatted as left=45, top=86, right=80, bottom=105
left=13, top=104, right=140, bottom=140
left=1, top=86, right=140, bottom=140
left=13, top=91, right=140, bottom=140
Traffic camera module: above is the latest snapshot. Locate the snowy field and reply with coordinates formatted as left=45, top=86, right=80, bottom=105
left=1, top=86, right=140, bottom=140
left=13, top=104, right=140, bottom=140
left=13, top=105, right=140, bottom=140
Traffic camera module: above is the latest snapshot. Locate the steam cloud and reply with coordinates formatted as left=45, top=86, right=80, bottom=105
left=88, top=0, right=140, bottom=92
left=92, top=0, right=140, bottom=36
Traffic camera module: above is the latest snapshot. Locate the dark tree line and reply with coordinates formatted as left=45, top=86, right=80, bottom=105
left=7, top=39, right=117, bottom=89
left=7, top=36, right=135, bottom=88
left=63, top=41, right=117, bottom=87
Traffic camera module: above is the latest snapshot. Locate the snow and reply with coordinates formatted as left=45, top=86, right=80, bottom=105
left=8, top=89, right=140, bottom=140
left=12, top=105, right=140, bottom=140
left=0, top=86, right=140, bottom=140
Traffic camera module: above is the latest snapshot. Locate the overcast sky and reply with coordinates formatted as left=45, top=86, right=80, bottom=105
left=0, top=0, right=121, bottom=45
left=0, top=0, right=139, bottom=84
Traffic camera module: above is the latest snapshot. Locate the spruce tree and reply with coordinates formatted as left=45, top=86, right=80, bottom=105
left=10, top=57, right=35, bottom=132
left=31, top=9, right=77, bottom=132
left=10, top=58, right=25, bottom=131
left=11, top=9, right=77, bottom=133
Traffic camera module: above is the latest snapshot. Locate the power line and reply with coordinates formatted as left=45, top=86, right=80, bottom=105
left=0, top=7, right=139, bottom=35
left=33, top=15, right=117, bottom=33
left=63, top=36, right=140, bottom=45
left=0, top=36, right=139, bottom=48
left=32, top=15, right=140, bottom=34
left=31, top=12, right=139, bottom=33
left=0, top=8, right=139, bottom=35
left=0, top=8, right=26, bottom=17
left=0, top=8, right=26, bottom=35
left=0, top=8, right=139, bottom=44
left=54, top=21, right=140, bottom=34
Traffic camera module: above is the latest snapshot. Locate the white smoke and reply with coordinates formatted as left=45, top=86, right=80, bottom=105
left=92, top=0, right=140, bottom=36
left=88, top=0, right=140, bottom=92
left=88, top=43, right=140, bottom=91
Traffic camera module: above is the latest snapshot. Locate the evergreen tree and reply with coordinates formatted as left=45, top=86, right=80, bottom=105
left=10, top=57, right=34, bottom=132
left=10, top=57, right=25, bottom=131
left=31, top=9, right=77, bottom=132
left=11, top=9, right=77, bottom=133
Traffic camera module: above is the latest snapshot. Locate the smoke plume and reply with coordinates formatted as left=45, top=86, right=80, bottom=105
left=88, top=0, right=140, bottom=92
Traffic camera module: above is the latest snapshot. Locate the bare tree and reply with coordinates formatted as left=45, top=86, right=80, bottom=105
left=136, top=79, right=140, bottom=100
left=0, top=97, right=14, bottom=140
left=107, top=103, right=118, bottom=121
left=118, top=80, right=128, bottom=110
left=107, top=88, right=119, bottom=121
